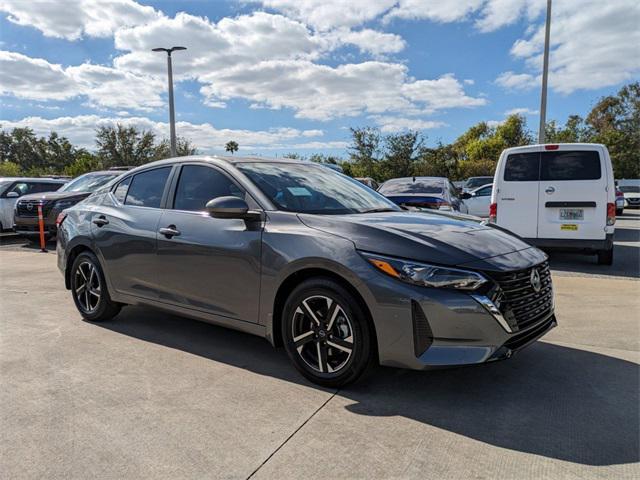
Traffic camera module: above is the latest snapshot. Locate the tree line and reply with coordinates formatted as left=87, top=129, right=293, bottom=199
left=1, top=82, right=637, bottom=180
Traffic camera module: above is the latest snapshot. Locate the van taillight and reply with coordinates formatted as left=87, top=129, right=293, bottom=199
left=607, top=203, right=616, bottom=226
left=489, top=203, right=497, bottom=223
left=545, top=144, right=559, bottom=150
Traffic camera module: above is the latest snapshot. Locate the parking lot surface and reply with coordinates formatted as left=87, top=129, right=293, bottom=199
left=1, top=211, right=639, bottom=479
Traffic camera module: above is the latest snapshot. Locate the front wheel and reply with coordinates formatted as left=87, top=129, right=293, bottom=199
left=70, top=251, right=121, bottom=321
left=282, top=278, right=375, bottom=388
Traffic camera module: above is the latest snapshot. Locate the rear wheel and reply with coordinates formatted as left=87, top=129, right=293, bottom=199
left=70, top=251, right=121, bottom=321
left=282, top=278, right=375, bottom=388
left=616, top=208, right=623, bottom=216
left=597, top=248, right=613, bottom=266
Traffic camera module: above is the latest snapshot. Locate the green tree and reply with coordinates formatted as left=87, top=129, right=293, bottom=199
left=63, top=152, right=102, bottom=177
left=586, top=82, right=639, bottom=178
left=381, top=131, right=424, bottom=179
left=153, top=137, right=198, bottom=160
left=95, top=124, right=156, bottom=167
left=0, top=161, right=21, bottom=176
left=347, top=127, right=381, bottom=178
left=225, top=140, right=239, bottom=155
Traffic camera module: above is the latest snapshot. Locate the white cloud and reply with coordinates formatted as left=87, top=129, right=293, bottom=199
left=0, top=50, right=164, bottom=111
left=0, top=115, right=333, bottom=152
left=0, top=0, right=160, bottom=40
left=504, top=107, right=538, bottom=116
left=328, top=28, right=406, bottom=56
left=499, top=0, right=640, bottom=94
left=370, top=115, right=446, bottom=132
left=384, top=0, right=484, bottom=24
left=495, top=71, right=537, bottom=90
left=257, top=0, right=396, bottom=31
left=199, top=61, right=484, bottom=121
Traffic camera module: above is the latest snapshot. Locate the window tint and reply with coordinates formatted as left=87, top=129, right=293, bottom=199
left=378, top=179, right=443, bottom=195
left=540, top=151, right=601, bottom=180
left=124, top=167, right=170, bottom=208
left=173, top=165, right=244, bottom=211
left=113, top=177, right=131, bottom=203
left=5, top=181, right=62, bottom=197
left=504, top=153, right=540, bottom=181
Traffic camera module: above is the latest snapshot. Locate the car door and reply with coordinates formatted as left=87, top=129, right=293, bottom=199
left=92, top=166, right=173, bottom=301
left=467, top=185, right=492, bottom=216
left=155, top=163, right=262, bottom=323
left=496, top=150, right=541, bottom=238
left=537, top=148, right=607, bottom=240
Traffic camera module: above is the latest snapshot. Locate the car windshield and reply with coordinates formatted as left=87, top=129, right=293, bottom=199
left=237, top=162, right=400, bottom=214
left=59, top=173, right=116, bottom=193
left=620, top=186, right=640, bottom=193
left=377, top=179, right=443, bottom=195
left=466, top=177, right=493, bottom=188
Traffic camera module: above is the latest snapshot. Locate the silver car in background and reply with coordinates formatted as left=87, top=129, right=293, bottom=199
left=0, top=177, right=67, bottom=231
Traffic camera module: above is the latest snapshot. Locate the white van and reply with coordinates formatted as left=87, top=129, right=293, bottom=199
left=490, top=143, right=615, bottom=265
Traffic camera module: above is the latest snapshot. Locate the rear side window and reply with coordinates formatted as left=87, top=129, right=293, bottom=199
left=475, top=185, right=492, bottom=197
left=540, top=151, right=601, bottom=180
left=173, top=165, right=244, bottom=211
left=124, top=167, right=171, bottom=208
left=113, top=177, right=131, bottom=203
left=504, top=153, right=539, bottom=181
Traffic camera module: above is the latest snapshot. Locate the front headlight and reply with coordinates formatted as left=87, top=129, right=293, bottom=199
left=360, top=251, right=487, bottom=290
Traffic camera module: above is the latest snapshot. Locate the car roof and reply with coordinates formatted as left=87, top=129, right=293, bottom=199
left=0, top=177, right=67, bottom=182
left=383, top=176, right=446, bottom=184
left=501, top=143, right=606, bottom=155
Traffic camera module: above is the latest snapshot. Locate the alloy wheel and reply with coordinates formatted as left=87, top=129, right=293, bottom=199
left=74, top=261, right=101, bottom=313
left=291, top=295, right=354, bottom=374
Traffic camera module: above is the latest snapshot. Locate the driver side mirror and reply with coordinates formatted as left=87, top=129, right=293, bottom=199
left=6, top=191, right=19, bottom=198
left=461, top=192, right=472, bottom=200
left=205, top=196, right=262, bottom=221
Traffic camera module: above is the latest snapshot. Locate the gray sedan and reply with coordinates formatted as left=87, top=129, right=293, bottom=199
left=57, top=156, right=555, bottom=387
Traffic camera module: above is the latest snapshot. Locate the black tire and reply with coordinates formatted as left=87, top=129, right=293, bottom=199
left=616, top=208, right=623, bottom=216
left=597, top=248, right=614, bottom=266
left=282, top=278, right=375, bottom=388
left=70, top=251, right=121, bottom=321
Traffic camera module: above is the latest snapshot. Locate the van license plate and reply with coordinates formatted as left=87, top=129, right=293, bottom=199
left=559, top=208, right=583, bottom=220
left=561, top=224, right=578, bottom=231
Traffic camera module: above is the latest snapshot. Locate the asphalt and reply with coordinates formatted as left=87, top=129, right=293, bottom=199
left=1, top=211, right=638, bottom=479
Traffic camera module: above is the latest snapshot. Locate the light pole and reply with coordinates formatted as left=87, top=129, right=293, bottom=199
left=152, top=46, right=187, bottom=157
left=538, top=0, right=552, bottom=144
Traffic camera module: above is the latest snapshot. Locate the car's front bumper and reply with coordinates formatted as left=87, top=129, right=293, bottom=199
left=358, top=262, right=556, bottom=371
left=13, top=211, right=59, bottom=238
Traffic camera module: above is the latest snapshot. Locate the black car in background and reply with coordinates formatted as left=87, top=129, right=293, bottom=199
left=378, top=176, right=468, bottom=213
left=14, top=170, right=123, bottom=240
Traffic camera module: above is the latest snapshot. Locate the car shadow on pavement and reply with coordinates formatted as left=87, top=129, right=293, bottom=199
left=99, top=306, right=639, bottom=467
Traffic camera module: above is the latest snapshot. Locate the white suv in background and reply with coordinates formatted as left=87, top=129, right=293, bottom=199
left=490, top=144, right=615, bottom=265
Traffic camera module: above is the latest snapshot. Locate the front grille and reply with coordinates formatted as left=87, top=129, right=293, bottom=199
left=627, top=198, right=640, bottom=205
left=16, top=200, right=52, bottom=218
left=486, top=261, right=553, bottom=332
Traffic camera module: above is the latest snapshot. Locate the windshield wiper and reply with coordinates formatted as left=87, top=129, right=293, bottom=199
left=360, top=208, right=399, bottom=213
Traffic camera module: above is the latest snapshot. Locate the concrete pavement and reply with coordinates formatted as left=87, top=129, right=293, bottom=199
left=1, top=213, right=638, bottom=479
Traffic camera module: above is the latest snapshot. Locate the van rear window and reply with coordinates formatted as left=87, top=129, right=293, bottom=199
left=540, top=151, right=601, bottom=180
left=504, top=153, right=539, bottom=181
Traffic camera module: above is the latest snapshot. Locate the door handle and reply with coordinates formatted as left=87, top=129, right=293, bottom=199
left=93, top=216, right=109, bottom=227
left=545, top=186, right=555, bottom=194
left=159, top=225, right=181, bottom=238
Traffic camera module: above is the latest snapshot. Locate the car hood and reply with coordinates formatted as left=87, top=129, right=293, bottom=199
left=17, top=191, right=90, bottom=202
left=298, top=211, right=543, bottom=270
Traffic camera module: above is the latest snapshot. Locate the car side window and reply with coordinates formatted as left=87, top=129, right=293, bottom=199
left=173, top=165, right=245, bottom=212
left=476, top=186, right=492, bottom=197
left=124, top=167, right=171, bottom=208
left=504, top=153, right=540, bottom=181
left=113, top=177, right=131, bottom=203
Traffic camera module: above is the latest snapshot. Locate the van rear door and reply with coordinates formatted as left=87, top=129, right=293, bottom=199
left=496, top=150, right=541, bottom=238
left=537, top=147, right=607, bottom=240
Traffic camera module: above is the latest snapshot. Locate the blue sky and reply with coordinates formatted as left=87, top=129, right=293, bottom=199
left=1, top=0, right=638, bottom=156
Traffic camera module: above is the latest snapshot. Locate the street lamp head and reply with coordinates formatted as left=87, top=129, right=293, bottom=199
left=170, top=46, right=187, bottom=52
left=151, top=47, right=169, bottom=52
left=152, top=46, right=187, bottom=55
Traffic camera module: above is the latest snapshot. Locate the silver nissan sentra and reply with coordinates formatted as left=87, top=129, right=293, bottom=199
left=57, top=156, right=556, bottom=387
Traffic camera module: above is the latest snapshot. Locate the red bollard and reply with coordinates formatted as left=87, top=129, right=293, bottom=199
left=37, top=203, right=47, bottom=252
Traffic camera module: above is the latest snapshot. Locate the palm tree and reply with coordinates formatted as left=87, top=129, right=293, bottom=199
left=225, top=141, right=239, bottom=155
